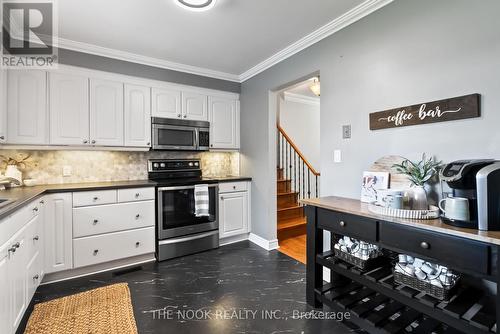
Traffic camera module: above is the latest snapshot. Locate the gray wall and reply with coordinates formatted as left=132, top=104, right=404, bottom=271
left=240, top=0, right=500, bottom=241
left=58, top=48, right=241, bottom=93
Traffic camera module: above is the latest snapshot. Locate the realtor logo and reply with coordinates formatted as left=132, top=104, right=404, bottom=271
left=1, top=0, right=58, bottom=68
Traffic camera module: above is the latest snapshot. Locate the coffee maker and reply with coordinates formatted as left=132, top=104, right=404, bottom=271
left=440, top=159, right=500, bottom=231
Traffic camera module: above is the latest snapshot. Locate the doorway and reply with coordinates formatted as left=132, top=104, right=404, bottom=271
left=276, top=76, right=320, bottom=263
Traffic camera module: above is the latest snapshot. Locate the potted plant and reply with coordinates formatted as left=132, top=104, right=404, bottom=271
left=392, top=154, right=442, bottom=210
left=0, top=153, right=35, bottom=185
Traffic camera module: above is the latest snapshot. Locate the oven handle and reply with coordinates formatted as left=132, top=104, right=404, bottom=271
left=158, top=230, right=219, bottom=245
left=157, top=184, right=219, bottom=191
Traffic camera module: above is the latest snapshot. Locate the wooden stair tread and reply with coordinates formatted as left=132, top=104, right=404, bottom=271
left=278, top=217, right=306, bottom=230
left=277, top=205, right=303, bottom=212
left=277, top=191, right=299, bottom=196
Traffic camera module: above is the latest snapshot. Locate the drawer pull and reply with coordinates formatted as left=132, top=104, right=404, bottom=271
left=40, top=200, right=45, bottom=204
left=93, top=219, right=99, bottom=225
left=33, top=235, right=39, bottom=241
left=8, top=247, right=16, bottom=253
left=33, top=207, right=39, bottom=212
left=13, top=242, right=20, bottom=249
left=33, top=274, right=39, bottom=280
left=233, top=186, right=236, bottom=190
left=135, top=214, right=140, bottom=219
left=420, top=241, right=430, bottom=249
left=339, top=221, right=346, bottom=227
left=135, top=242, right=140, bottom=247
left=93, top=197, right=99, bottom=201
left=135, top=193, right=140, bottom=198
left=93, top=250, right=99, bottom=256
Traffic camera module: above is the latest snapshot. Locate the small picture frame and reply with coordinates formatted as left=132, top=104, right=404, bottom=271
left=361, top=171, right=390, bottom=203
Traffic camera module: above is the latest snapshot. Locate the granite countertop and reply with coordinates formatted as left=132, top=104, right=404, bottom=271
left=301, top=196, right=500, bottom=246
left=0, top=177, right=252, bottom=221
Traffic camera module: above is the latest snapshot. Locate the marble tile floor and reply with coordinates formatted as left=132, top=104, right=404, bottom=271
left=18, top=241, right=361, bottom=334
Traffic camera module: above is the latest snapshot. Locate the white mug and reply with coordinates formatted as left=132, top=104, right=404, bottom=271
left=376, top=189, right=404, bottom=208
left=439, top=197, right=470, bottom=221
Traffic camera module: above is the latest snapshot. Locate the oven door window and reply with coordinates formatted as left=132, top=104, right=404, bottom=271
left=160, top=187, right=217, bottom=230
left=156, top=127, right=196, bottom=148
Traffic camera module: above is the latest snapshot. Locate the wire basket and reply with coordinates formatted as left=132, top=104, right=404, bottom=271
left=334, top=249, right=387, bottom=271
left=393, top=270, right=459, bottom=300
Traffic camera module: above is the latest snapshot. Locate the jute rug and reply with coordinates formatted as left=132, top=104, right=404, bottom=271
left=24, top=283, right=138, bottom=334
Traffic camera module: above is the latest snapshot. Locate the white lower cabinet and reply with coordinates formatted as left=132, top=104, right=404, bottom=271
left=0, top=243, right=10, bottom=332
left=219, top=182, right=251, bottom=239
left=73, top=227, right=155, bottom=268
left=44, top=193, right=73, bottom=274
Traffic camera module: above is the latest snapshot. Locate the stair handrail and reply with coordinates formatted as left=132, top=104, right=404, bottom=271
left=277, top=125, right=320, bottom=176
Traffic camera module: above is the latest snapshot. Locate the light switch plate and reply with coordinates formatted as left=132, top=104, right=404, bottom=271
left=342, top=125, right=351, bottom=139
left=62, top=166, right=72, bottom=177
left=334, top=150, right=342, bottom=163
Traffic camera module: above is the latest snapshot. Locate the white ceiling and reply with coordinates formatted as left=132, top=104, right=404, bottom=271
left=286, top=79, right=320, bottom=99
left=55, top=0, right=391, bottom=81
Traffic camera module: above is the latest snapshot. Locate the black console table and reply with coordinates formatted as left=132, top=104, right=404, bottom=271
left=303, top=196, right=500, bottom=334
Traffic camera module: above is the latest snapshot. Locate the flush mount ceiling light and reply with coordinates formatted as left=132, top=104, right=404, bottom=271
left=309, top=77, right=321, bottom=97
left=175, top=0, right=217, bottom=11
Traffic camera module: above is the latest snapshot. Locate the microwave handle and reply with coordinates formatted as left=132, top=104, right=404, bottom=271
left=195, top=128, right=199, bottom=149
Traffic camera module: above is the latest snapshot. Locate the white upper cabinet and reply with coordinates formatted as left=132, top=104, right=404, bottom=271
left=124, top=84, right=151, bottom=147
left=7, top=70, right=47, bottom=144
left=209, top=97, right=240, bottom=149
left=90, top=78, right=124, bottom=146
left=182, top=91, right=208, bottom=121
left=0, top=69, right=6, bottom=143
left=49, top=72, right=89, bottom=145
left=152, top=87, right=181, bottom=119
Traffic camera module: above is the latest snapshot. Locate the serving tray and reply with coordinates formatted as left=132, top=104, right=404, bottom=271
left=368, top=203, right=440, bottom=220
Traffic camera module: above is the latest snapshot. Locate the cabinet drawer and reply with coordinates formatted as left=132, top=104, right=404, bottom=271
left=24, top=214, right=43, bottom=263
left=117, top=187, right=155, bottom=203
left=317, top=209, right=377, bottom=242
left=219, top=181, right=248, bottom=193
left=73, top=227, right=155, bottom=268
left=26, top=252, right=43, bottom=302
left=73, top=201, right=155, bottom=238
left=380, top=223, right=490, bottom=274
left=73, top=190, right=117, bottom=207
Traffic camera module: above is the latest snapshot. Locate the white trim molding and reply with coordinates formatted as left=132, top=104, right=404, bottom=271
left=238, top=0, right=394, bottom=82
left=283, top=92, right=320, bottom=106
left=249, top=233, right=279, bottom=251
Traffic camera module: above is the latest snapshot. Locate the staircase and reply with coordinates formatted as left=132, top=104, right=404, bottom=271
left=277, top=126, right=320, bottom=243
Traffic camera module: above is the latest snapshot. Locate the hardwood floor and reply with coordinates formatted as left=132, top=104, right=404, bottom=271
left=278, top=234, right=306, bottom=264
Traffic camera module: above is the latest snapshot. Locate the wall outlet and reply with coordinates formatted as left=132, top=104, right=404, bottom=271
left=342, top=125, right=351, bottom=139
left=333, top=150, right=342, bottom=163
left=62, top=165, right=72, bottom=177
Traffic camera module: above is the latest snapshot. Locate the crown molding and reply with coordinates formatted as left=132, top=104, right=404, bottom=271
left=283, top=92, right=320, bottom=106
left=56, top=37, right=241, bottom=82
left=238, top=0, right=394, bottom=82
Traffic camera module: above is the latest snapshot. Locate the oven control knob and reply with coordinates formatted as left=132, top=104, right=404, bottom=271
left=189, top=162, right=193, bottom=167
left=194, top=162, right=199, bottom=167
left=160, top=163, right=166, bottom=168
left=153, top=163, right=159, bottom=169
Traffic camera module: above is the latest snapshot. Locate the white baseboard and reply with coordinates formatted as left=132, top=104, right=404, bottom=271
left=219, top=233, right=250, bottom=246
left=249, top=233, right=279, bottom=251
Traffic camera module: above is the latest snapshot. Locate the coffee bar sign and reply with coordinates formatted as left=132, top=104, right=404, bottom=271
left=369, top=94, right=480, bottom=130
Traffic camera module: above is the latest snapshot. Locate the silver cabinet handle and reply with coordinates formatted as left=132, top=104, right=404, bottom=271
left=339, top=221, right=346, bottom=227
left=33, top=274, right=39, bottom=280
left=135, top=193, right=140, bottom=198
left=93, top=219, right=99, bottom=225
left=147, top=142, right=151, bottom=146
left=420, top=242, right=430, bottom=249
left=13, top=242, right=20, bottom=249
left=0, top=135, right=4, bottom=140
left=93, top=250, right=99, bottom=256
left=135, top=242, right=140, bottom=247
left=8, top=247, right=16, bottom=253
left=83, top=139, right=88, bottom=144
left=93, top=197, right=99, bottom=201
left=40, top=200, right=45, bottom=205
left=33, top=235, right=39, bottom=241
left=91, top=140, right=96, bottom=144
left=183, top=114, right=187, bottom=118
left=33, top=207, right=39, bottom=212
left=221, top=196, right=224, bottom=200
left=177, top=114, right=181, bottom=118
left=135, top=214, right=140, bottom=219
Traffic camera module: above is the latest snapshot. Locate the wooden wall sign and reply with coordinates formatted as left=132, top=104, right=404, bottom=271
left=369, top=94, right=480, bottom=130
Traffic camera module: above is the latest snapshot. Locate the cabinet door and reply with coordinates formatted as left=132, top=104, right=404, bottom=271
left=49, top=72, right=89, bottom=145
left=152, top=87, right=181, bottom=119
left=124, top=84, right=151, bottom=147
left=7, top=70, right=47, bottom=144
left=0, top=244, right=10, bottom=334
left=219, top=192, right=248, bottom=239
left=182, top=91, right=208, bottom=121
left=9, top=229, right=27, bottom=333
left=209, top=97, right=239, bottom=149
left=44, top=193, right=73, bottom=274
left=90, top=79, right=124, bottom=146
left=0, top=68, right=6, bottom=144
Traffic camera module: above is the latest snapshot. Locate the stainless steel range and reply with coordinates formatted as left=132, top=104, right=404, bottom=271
left=149, top=159, right=219, bottom=261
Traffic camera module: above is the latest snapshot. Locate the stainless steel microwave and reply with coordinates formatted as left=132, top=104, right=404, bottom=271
left=152, top=118, right=210, bottom=151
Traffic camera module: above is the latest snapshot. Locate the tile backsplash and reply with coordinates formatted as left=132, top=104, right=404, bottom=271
left=0, top=150, right=240, bottom=185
